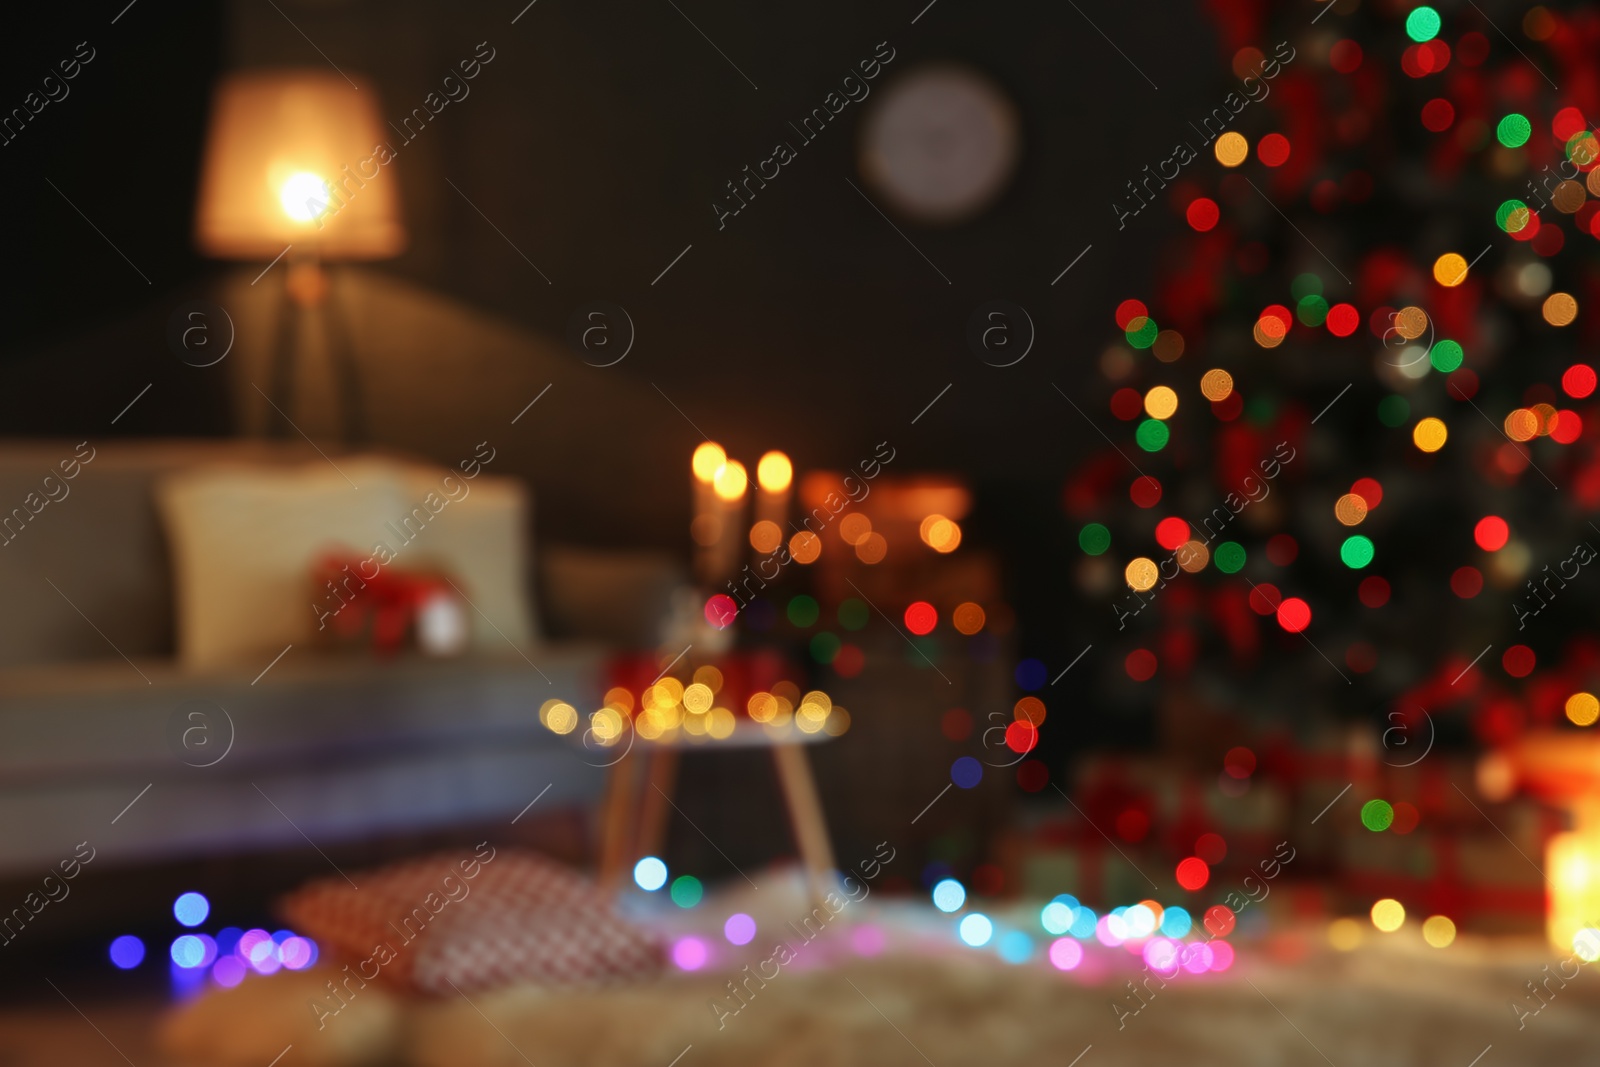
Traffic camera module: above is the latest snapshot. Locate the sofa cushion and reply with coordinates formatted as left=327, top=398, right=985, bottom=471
left=0, top=439, right=329, bottom=670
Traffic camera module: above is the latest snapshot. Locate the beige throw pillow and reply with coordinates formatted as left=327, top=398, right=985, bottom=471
left=157, top=458, right=536, bottom=669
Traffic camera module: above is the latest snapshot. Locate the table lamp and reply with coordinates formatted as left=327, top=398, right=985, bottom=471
left=194, top=70, right=404, bottom=442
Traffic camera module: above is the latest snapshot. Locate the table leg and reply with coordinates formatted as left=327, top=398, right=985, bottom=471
left=635, top=745, right=680, bottom=863
left=596, top=753, right=641, bottom=897
left=772, top=741, right=837, bottom=906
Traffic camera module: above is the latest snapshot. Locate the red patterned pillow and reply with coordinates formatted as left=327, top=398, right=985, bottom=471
left=279, top=846, right=665, bottom=995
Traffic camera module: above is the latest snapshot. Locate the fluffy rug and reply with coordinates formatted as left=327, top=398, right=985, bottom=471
left=156, top=864, right=1600, bottom=1066
left=160, top=934, right=1599, bottom=1067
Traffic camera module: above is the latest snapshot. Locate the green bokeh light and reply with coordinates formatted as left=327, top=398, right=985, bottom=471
left=1297, top=294, right=1329, bottom=327
left=1360, top=799, right=1395, bottom=832
left=1378, top=395, right=1411, bottom=428
left=1135, top=419, right=1170, bottom=452
left=1496, top=198, right=1531, bottom=233
left=1405, top=6, right=1441, bottom=42
left=1290, top=273, right=1324, bottom=301
left=1497, top=113, right=1532, bottom=148
left=809, top=631, right=841, bottom=664
left=1341, top=534, right=1375, bottom=569
left=1079, top=523, right=1112, bottom=556
left=1430, top=339, right=1464, bottom=373
left=1126, top=317, right=1159, bottom=349
left=1214, top=541, right=1247, bottom=574
left=787, top=595, right=820, bottom=628
left=837, top=598, right=870, bottom=631
left=670, top=875, right=704, bottom=907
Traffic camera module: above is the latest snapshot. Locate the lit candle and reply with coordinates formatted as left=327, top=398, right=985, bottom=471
left=691, top=442, right=725, bottom=587
left=755, top=450, right=793, bottom=545
left=712, top=459, right=748, bottom=585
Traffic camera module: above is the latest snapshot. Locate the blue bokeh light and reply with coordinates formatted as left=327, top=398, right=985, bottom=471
left=633, top=856, right=668, bottom=891
left=109, top=935, right=145, bottom=969
left=998, top=930, right=1033, bottom=963
left=958, top=913, right=994, bottom=947
left=173, top=892, right=210, bottom=928
left=931, top=878, right=967, bottom=913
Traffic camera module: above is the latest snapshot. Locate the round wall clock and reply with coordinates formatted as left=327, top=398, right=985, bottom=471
left=859, top=65, right=1020, bottom=225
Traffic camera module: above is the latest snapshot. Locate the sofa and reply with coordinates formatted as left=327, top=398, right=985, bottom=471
left=0, top=439, right=682, bottom=878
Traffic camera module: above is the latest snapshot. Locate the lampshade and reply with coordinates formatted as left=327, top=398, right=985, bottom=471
left=194, top=70, right=404, bottom=260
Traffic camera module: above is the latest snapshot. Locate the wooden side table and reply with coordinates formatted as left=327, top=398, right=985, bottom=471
left=595, top=724, right=838, bottom=905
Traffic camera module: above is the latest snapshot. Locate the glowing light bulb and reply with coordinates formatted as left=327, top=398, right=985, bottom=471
left=756, top=451, right=792, bottom=493
left=279, top=171, right=331, bottom=222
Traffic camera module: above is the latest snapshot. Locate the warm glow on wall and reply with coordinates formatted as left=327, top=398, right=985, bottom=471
left=692, top=442, right=726, bottom=483
left=757, top=451, right=793, bottom=493
left=713, top=460, right=748, bottom=501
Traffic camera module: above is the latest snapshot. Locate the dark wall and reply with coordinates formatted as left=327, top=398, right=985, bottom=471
left=2, top=0, right=1212, bottom=480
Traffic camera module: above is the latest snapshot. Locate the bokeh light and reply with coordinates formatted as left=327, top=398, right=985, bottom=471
left=1413, top=417, right=1448, bottom=452
left=634, top=856, right=668, bottom=891
left=1565, top=692, right=1599, bottom=727
left=1048, top=937, right=1084, bottom=970
left=724, top=913, right=757, bottom=946
left=174, top=892, right=210, bottom=928
left=933, top=878, right=967, bottom=913
left=109, top=935, right=145, bottom=970
left=756, top=451, right=792, bottom=493
left=1422, top=915, right=1456, bottom=948
left=1371, top=898, right=1406, bottom=932
left=958, top=913, right=993, bottom=947
left=672, top=937, right=709, bottom=970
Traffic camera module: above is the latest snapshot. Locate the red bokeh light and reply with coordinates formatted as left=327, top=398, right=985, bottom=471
left=1116, top=808, right=1151, bottom=842
left=904, top=601, right=938, bottom=635
left=1562, top=364, right=1596, bottom=399
left=1016, top=760, right=1049, bottom=792
left=1351, top=477, right=1383, bottom=509
left=1421, top=98, right=1454, bottom=132
left=1329, top=39, right=1362, bottom=73
left=1326, top=303, right=1360, bottom=337
left=1115, top=299, right=1148, bottom=330
left=704, top=594, right=738, bottom=628
left=941, top=707, right=972, bottom=742
left=1451, top=566, right=1483, bottom=598
left=1249, top=583, right=1282, bottom=615
left=1111, top=387, right=1145, bottom=420
left=1266, top=534, right=1299, bottom=566
left=1204, top=905, right=1236, bottom=937
left=1474, top=516, right=1509, bottom=552
left=1502, top=645, right=1536, bottom=678
left=1004, top=720, right=1038, bottom=754
left=1358, top=576, right=1390, bottom=608
left=1155, top=517, right=1191, bottom=550
left=1553, top=107, right=1588, bottom=142
left=1176, top=857, right=1211, bottom=891
left=1130, top=476, right=1163, bottom=508
left=1224, top=746, right=1256, bottom=778
left=1125, top=648, right=1158, bottom=681
left=1187, top=197, right=1220, bottom=232
left=1277, top=597, right=1312, bottom=632
left=1195, top=833, right=1227, bottom=864
left=1257, top=133, right=1291, bottom=167
left=833, top=644, right=865, bottom=678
